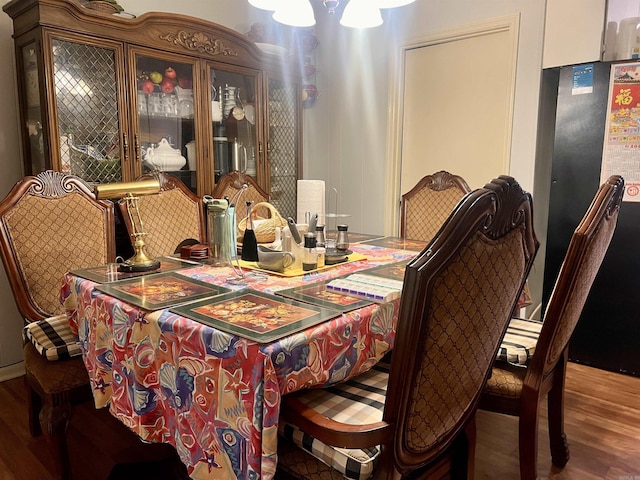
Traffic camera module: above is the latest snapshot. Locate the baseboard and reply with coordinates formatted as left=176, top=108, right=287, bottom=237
left=0, top=361, right=25, bottom=382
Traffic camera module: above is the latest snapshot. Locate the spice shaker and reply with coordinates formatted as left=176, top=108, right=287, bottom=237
left=336, top=224, right=350, bottom=251
left=315, top=224, right=326, bottom=247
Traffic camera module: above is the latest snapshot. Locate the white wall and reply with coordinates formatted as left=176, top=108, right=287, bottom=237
left=305, top=0, right=546, bottom=235
left=0, top=0, right=550, bottom=370
left=0, top=7, right=30, bottom=376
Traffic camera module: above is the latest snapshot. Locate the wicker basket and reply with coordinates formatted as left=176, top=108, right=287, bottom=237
left=238, top=202, right=288, bottom=243
left=81, top=1, right=119, bottom=14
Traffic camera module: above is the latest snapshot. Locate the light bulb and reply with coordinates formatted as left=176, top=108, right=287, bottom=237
left=340, top=0, right=383, bottom=28
left=377, top=0, right=415, bottom=7
left=248, top=0, right=279, bottom=10
left=273, top=0, right=316, bottom=27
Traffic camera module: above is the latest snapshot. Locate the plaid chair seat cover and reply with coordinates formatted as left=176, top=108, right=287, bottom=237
left=23, top=314, right=81, bottom=361
left=278, top=362, right=390, bottom=480
left=496, top=317, right=543, bottom=366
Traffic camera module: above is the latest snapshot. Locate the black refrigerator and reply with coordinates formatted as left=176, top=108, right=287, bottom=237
left=542, top=61, right=640, bottom=377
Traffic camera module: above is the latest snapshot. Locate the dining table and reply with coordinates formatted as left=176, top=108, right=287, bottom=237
left=61, top=236, right=424, bottom=480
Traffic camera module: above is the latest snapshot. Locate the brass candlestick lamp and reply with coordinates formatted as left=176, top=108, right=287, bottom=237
left=95, top=179, right=161, bottom=272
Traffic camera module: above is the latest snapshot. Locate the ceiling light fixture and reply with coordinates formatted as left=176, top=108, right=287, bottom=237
left=248, top=0, right=415, bottom=29
left=273, top=0, right=316, bottom=27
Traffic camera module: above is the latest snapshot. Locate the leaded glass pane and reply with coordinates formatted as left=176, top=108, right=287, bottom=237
left=52, top=38, right=122, bottom=184
left=269, top=79, right=298, bottom=220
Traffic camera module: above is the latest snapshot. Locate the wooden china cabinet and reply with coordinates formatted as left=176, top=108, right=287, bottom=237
left=3, top=0, right=302, bottom=219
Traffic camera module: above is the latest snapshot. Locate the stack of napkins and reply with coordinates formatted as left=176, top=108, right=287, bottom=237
left=326, top=273, right=403, bottom=303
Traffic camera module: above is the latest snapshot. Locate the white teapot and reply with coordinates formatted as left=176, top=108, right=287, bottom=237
left=143, top=138, right=186, bottom=171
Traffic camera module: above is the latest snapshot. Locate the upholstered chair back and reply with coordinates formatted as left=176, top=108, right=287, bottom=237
left=0, top=170, right=115, bottom=321
left=213, top=170, right=269, bottom=226
left=535, top=175, right=624, bottom=379
left=382, top=176, right=538, bottom=474
left=121, top=172, right=205, bottom=258
left=401, top=170, right=471, bottom=242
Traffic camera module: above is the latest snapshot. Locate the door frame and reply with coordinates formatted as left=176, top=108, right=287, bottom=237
left=383, top=14, right=520, bottom=235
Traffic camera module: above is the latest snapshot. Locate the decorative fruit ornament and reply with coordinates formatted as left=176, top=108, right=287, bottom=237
left=141, top=79, right=155, bottom=94
left=164, top=67, right=177, bottom=79
left=149, top=71, right=163, bottom=84
left=178, top=76, right=193, bottom=89
left=161, top=77, right=175, bottom=94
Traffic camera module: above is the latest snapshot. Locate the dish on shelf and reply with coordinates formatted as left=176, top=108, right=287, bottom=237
left=244, top=104, right=255, bottom=125
left=324, top=248, right=353, bottom=265
left=143, top=138, right=186, bottom=171
left=256, top=43, right=288, bottom=56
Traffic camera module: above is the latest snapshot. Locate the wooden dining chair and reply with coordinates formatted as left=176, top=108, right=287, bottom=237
left=400, top=170, right=471, bottom=242
left=213, top=170, right=269, bottom=226
left=479, top=175, right=625, bottom=480
left=276, top=176, right=539, bottom=480
left=0, top=170, right=115, bottom=480
left=120, top=171, right=206, bottom=257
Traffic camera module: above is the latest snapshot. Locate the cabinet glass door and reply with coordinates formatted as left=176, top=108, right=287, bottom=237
left=51, top=37, right=123, bottom=184
left=20, top=42, right=45, bottom=175
left=210, top=66, right=259, bottom=184
left=267, top=78, right=299, bottom=220
left=134, top=54, right=197, bottom=192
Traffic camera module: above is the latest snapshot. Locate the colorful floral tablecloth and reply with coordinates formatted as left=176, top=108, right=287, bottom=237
left=61, top=244, right=417, bottom=480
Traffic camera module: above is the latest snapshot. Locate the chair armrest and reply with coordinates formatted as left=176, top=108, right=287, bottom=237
left=281, top=393, right=393, bottom=449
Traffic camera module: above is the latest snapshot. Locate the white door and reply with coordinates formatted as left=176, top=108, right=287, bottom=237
left=384, top=15, right=519, bottom=234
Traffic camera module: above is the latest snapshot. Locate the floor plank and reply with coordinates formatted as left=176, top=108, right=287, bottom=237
left=475, top=362, right=640, bottom=480
left=1, top=361, right=639, bottom=479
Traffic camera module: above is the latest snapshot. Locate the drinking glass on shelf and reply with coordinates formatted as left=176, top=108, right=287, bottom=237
left=161, top=93, right=177, bottom=117
left=148, top=93, right=162, bottom=117
left=137, top=92, right=148, bottom=116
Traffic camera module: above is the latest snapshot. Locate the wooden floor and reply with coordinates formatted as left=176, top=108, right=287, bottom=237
left=1, top=361, right=639, bottom=479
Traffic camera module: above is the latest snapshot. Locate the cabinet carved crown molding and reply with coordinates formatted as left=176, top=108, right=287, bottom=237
left=159, top=31, right=238, bottom=57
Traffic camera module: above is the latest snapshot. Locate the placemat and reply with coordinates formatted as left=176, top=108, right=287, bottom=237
left=171, top=289, right=341, bottom=343
left=96, top=271, right=229, bottom=311
left=275, top=280, right=374, bottom=313
left=359, top=236, right=428, bottom=251
left=71, top=256, right=201, bottom=284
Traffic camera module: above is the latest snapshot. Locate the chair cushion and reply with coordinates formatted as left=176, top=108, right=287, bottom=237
left=24, top=314, right=82, bottom=361
left=496, top=317, right=543, bottom=365
left=278, top=362, right=390, bottom=480
left=484, top=363, right=527, bottom=399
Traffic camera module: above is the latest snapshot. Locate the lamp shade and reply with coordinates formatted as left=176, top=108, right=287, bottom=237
left=248, top=0, right=279, bottom=10
left=273, top=0, right=316, bottom=27
left=340, top=0, right=382, bottom=28
left=377, top=0, right=415, bottom=7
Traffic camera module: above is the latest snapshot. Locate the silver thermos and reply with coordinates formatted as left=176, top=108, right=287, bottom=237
left=230, top=139, right=247, bottom=172
left=205, top=197, right=234, bottom=266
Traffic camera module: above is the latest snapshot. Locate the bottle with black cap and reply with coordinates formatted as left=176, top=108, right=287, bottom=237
left=302, top=232, right=318, bottom=271
left=240, top=201, right=258, bottom=261
left=336, top=224, right=350, bottom=251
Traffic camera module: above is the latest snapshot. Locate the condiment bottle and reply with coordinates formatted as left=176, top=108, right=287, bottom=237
left=240, top=201, right=258, bottom=261
left=315, top=224, right=326, bottom=247
left=302, top=232, right=317, bottom=271
left=316, top=243, right=325, bottom=268
left=336, top=224, right=350, bottom=251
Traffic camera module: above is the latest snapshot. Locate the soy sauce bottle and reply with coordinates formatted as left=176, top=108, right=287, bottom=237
left=302, top=232, right=318, bottom=271
left=241, top=201, right=258, bottom=261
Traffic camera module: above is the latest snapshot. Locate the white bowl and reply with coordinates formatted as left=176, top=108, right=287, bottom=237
left=145, top=156, right=186, bottom=171
left=256, top=43, right=287, bottom=57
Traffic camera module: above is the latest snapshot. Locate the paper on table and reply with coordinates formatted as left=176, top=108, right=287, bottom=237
left=297, top=180, right=325, bottom=225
